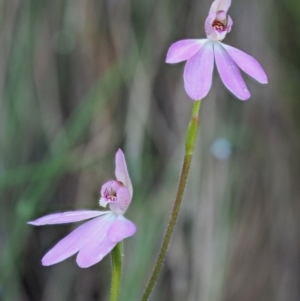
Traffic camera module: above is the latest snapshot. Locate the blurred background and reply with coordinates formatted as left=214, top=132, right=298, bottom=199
left=1, top=0, right=300, bottom=300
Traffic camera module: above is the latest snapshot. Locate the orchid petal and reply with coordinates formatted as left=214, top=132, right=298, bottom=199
left=216, top=11, right=227, bottom=20
left=221, top=43, right=268, bottom=84
left=205, top=13, right=218, bottom=41
left=77, top=237, right=117, bottom=268
left=109, top=187, right=131, bottom=215
left=183, top=40, right=214, bottom=100
left=166, top=40, right=207, bottom=64
left=227, top=16, right=233, bottom=33
left=115, top=149, right=133, bottom=197
left=76, top=215, right=117, bottom=268
left=28, top=210, right=109, bottom=226
left=107, top=216, right=136, bottom=243
left=209, top=0, right=231, bottom=14
left=214, top=42, right=250, bottom=100
left=41, top=215, right=111, bottom=266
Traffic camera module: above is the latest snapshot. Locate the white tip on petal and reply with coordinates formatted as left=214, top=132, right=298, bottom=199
left=99, top=197, right=109, bottom=208
left=28, top=210, right=109, bottom=226
left=214, top=42, right=250, bottom=100
left=166, top=39, right=207, bottom=64
left=183, top=40, right=214, bottom=100
left=115, top=149, right=133, bottom=197
left=221, top=43, right=268, bottom=84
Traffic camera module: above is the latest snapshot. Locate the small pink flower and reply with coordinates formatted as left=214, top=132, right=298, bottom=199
left=28, top=149, right=136, bottom=268
left=166, top=0, right=268, bottom=100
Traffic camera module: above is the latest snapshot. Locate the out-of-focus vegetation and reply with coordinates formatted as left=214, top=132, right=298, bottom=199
left=0, top=0, right=300, bottom=300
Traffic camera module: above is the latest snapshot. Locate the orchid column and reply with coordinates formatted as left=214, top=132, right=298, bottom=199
left=141, top=0, right=267, bottom=300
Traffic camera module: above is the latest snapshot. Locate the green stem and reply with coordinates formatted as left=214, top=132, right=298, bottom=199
left=110, top=242, right=123, bottom=301
left=140, top=100, right=202, bottom=301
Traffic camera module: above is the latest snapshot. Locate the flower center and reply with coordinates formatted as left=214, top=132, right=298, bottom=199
left=103, top=187, right=117, bottom=201
left=212, top=19, right=226, bottom=32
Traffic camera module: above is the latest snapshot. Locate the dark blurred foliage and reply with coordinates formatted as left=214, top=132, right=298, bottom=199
left=0, top=0, right=300, bottom=300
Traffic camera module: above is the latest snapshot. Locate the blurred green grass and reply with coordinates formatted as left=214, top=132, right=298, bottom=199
left=1, top=0, right=300, bottom=301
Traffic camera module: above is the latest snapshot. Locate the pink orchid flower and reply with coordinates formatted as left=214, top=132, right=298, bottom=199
left=28, top=149, right=136, bottom=268
left=166, top=0, right=268, bottom=100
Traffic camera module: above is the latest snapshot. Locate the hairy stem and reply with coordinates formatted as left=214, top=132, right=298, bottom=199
left=110, top=242, right=123, bottom=301
left=140, top=100, right=202, bottom=301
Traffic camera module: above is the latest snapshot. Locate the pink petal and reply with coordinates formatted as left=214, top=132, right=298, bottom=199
left=166, top=40, right=207, bottom=64
left=76, top=215, right=117, bottom=268
left=205, top=13, right=218, bottom=41
left=214, top=42, right=250, bottom=100
left=115, top=149, right=133, bottom=197
left=28, top=210, right=109, bottom=226
left=77, top=237, right=117, bottom=268
left=42, top=214, right=111, bottom=266
left=216, top=11, right=227, bottom=20
left=209, top=0, right=231, bottom=14
left=109, top=187, right=131, bottom=215
left=227, top=15, right=233, bottom=33
left=221, top=43, right=268, bottom=84
left=107, top=216, right=136, bottom=243
left=183, top=40, right=214, bottom=100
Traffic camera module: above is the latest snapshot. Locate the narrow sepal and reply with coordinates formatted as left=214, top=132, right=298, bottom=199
left=115, top=149, right=133, bottom=197
left=28, top=210, right=109, bottom=225
left=184, top=41, right=214, bottom=100
left=214, top=42, right=250, bottom=100
left=222, top=43, right=268, bottom=84
left=41, top=215, right=112, bottom=266
left=166, top=39, right=207, bottom=64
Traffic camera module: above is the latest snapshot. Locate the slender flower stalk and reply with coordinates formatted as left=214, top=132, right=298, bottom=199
left=110, top=242, right=123, bottom=301
left=140, top=100, right=202, bottom=301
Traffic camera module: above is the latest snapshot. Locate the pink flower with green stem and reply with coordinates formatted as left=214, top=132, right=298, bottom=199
left=166, top=0, right=268, bottom=100
left=28, top=149, right=136, bottom=268
left=140, top=2, right=267, bottom=301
